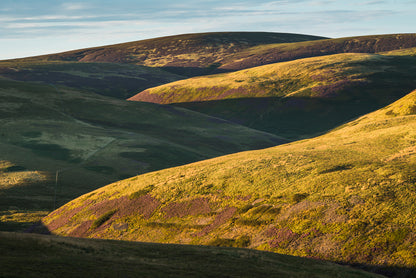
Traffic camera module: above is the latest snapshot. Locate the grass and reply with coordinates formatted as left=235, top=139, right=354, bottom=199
left=43, top=90, right=416, bottom=275
left=0, top=231, right=384, bottom=278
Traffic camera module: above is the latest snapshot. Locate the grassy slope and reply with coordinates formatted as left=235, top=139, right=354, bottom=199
left=0, top=232, right=383, bottom=278
left=129, top=52, right=416, bottom=139
left=0, top=79, right=283, bottom=231
left=44, top=90, right=416, bottom=274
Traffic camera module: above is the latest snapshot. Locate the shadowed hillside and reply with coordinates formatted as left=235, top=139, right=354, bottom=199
left=0, top=61, right=184, bottom=99
left=0, top=78, right=283, bottom=231
left=130, top=52, right=416, bottom=139
left=44, top=90, right=416, bottom=277
left=0, top=232, right=383, bottom=278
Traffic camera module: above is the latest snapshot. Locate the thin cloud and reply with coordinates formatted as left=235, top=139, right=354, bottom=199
left=61, top=3, right=90, bottom=11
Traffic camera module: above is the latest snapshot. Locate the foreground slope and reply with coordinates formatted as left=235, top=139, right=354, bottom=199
left=44, top=90, right=416, bottom=273
left=0, top=79, right=283, bottom=231
left=0, top=232, right=382, bottom=278
left=130, top=52, right=416, bottom=139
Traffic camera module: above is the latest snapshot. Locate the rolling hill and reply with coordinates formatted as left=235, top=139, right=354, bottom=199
left=0, top=231, right=383, bottom=278
left=43, top=90, right=416, bottom=276
left=129, top=51, right=416, bottom=139
left=0, top=78, right=283, bottom=231
left=10, top=32, right=325, bottom=76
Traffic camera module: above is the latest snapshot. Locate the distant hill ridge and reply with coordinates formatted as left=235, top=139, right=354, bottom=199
left=5, top=32, right=326, bottom=76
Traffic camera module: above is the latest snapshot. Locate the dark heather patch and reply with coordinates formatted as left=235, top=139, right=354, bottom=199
left=88, top=197, right=127, bottom=217
left=68, top=220, right=93, bottom=237
left=311, top=80, right=368, bottom=97
left=198, top=207, right=237, bottom=236
left=113, top=223, right=129, bottom=231
left=89, top=195, right=160, bottom=220
left=46, top=200, right=92, bottom=231
left=129, top=90, right=163, bottom=103
left=268, top=227, right=299, bottom=248
left=162, top=198, right=211, bottom=218
left=116, top=194, right=160, bottom=219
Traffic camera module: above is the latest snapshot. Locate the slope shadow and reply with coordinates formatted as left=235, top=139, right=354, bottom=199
left=339, top=262, right=416, bottom=278
left=173, top=93, right=405, bottom=140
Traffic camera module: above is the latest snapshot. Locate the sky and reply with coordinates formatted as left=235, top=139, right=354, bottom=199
left=0, top=0, right=415, bottom=60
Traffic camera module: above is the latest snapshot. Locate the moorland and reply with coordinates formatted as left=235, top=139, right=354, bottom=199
left=1, top=32, right=416, bottom=277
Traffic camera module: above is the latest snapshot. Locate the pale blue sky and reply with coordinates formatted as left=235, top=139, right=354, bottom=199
left=0, top=0, right=415, bottom=60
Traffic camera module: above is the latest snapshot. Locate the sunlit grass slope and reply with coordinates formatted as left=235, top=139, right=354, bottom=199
left=44, top=90, right=416, bottom=272
left=0, top=79, right=283, bottom=231
left=0, top=232, right=383, bottom=278
left=130, top=52, right=416, bottom=139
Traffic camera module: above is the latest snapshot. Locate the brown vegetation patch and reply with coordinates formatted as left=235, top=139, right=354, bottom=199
left=312, top=234, right=341, bottom=259
left=162, top=197, right=211, bottom=218
left=128, top=90, right=163, bottom=103
left=88, top=197, right=127, bottom=217
left=198, top=207, right=237, bottom=236
left=311, top=80, right=368, bottom=97
left=268, top=227, right=299, bottom=248
left=46, top=200, right=92, bottom=231
left=323, top=204, right=349, bottom=224
left=90, top=194, right=161, bottom=220
left=279, top=200, right=323, bottom=221
left=68, top=220, right=93, bottom=237
left=116, top=194, right=160, bottom=219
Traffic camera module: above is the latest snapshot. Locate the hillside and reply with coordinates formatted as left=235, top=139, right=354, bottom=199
left=130, top=51, right=416, bottom=139
left=0, top=232, right=383, bottom=278
left=0, top=78, right=283, bottom=231
left=7, top=32, right=326, bottom=77
left=44, top=90, right=416, bottom=276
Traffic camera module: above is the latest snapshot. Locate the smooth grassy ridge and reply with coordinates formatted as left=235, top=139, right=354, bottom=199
left=130, top=52, right=416, bottom=139
left=0, top=78, right=283, bottom=231
left=5, top=32, right=324, bottom=77
left=0, top=232, right=383, bottom=278
left=44, top=90, right=416, bottom=275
